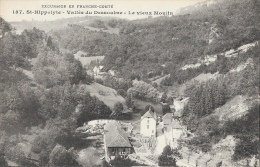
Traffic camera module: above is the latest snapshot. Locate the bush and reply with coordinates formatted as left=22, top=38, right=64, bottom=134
left=158, top=145, right=177, bottom=166
left=48, top=144, right=81, bottom=167
left=117, top=89, right=127, bottom=97
left=110, top=157, right=140, bottom=167
left=95, top=78, right=104, bottom=85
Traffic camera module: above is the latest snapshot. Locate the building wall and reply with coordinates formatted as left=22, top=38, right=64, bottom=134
left=165, top=128, right=184, bottom=149
left=172, top=129, right=183, bottom=139
left=140, top=117, right=156, bottom=137
left=107, top=147, right=131, bottom=158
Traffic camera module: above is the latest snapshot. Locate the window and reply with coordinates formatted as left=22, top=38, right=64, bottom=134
left=147, top=125, right=149, bottom=129
left=123, top=148, right=126, bottom=154
left=147, top=119, right=149, bottom=123
left=152, top=130, right=154, bottom=133
left=112, top=148, right=116, bottom=153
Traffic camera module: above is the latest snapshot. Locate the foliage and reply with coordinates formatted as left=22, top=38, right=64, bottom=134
left=33, top=51, right=89, bottom=88
left=0, top=1, right=259, bottom=165
left=48, top=144, right=81, bottom=167
left=182, top=53, right=259, bottom=132
left=160, top=92, right=167, bottom=103
left=145, top=105, right=155, bottom=112
left=0, top=17, right=12, bottom=34
left=103, top=75, right=132, bottom=92
left=163, top=43, right=260, bottom=86
left=127, top=80, right=160, bottom=102
left=185, top=103, right=259, bottom=158
left=0, top=152, right=8, bottom=167
left=182, top=77, right=229, bottom=131
left=95, top=78, right=104, bottom=85
left=111, top=102, right=124, bottom=118
left=162, top=104, right=171, bottom=115
left=0, top=85, right=42, bottom=134
left=5, top=144, right=37, bottom=167
left=99, top=0, right=260, bottom=81
left=110, top=157, right=142, bottom=167
left=89, top=19, right=107, bottom=29
left=76, top=93, right=112, bottom=126
left=125, top=94, right=133, bottom=108
left=223, top=103, right=259, bottom=161
left=93, top=160, right=111, bottom=167
left=158, top=145, right=177, bottom=166
left=117, top=89, right=127, bottom=97
left=49, top=24, right=119, bottom=55
left=0, top=26, right=57, bottom=71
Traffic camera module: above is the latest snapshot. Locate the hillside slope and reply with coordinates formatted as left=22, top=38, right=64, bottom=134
left=80, top=83, right=126, bottom=109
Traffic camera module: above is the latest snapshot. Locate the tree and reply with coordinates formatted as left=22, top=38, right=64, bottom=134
left=145, top=105, right=154, bottom=112
left=161, top=92, right=167, bottom=103
left=110, top=157, right=136, bottom=167
left=117, top=89, right=127, bottom=97
left=166, top=96, right=174, bottom=105
left=125, top=94, right=132, bottom=109
left=108, top=19, right=118, bottom=28
left=162, top=104, right=171, bottom=115
left=0, top=152, right=8, bottom=167
left=113, top=102, right=124, bottom=117
left=158, top=145, right=177, bottom=166
left=33, top=50, right=87, bottom=88
left=0, top=111, right=21, bottom=135
left=203, top=85, right=213, bottom=115
left=162, top=145, right=173, bottom=156
left=48, top=144, right=81, bottom=167
left=127, top=80, right=160, bottom=102
left=152, top=82, right=158, bottom=88
left=93, top=160, right=110, bottom=167
left=172, top=148, right=183, bottom=159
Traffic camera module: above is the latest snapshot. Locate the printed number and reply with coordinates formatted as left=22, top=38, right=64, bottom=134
left=13, top=10, right=23, bottom=14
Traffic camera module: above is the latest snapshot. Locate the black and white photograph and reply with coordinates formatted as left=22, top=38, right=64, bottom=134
left=0, top=0, right=259, bottom=166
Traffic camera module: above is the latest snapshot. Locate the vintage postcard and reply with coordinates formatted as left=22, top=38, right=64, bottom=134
left=0, top=0, right=259, bottom=167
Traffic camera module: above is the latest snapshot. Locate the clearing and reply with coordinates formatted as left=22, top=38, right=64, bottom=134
left=151, top=74, right=170, bottom=85
left=74, top=51, right=105, bottom=67
left=190, top=72, right=219, bottom=83
left=81, top=82, right=126, bottom=109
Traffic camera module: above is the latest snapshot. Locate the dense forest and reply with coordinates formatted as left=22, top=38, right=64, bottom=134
left=49, top=0, right=260, bottom=82
left=0, top=20, right=112, bottom=167
left=0, top=0, right=259, bottom=166
left=48, top=0, right=259, bottom=164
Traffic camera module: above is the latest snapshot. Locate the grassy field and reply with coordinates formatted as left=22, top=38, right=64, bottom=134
left=74, top=51, right=105, bottom=67
left=82, top=83, right=126, bottom=109
left=191, top=72, right=219, bottom=83
left=151, top=74, right=170, bottom=85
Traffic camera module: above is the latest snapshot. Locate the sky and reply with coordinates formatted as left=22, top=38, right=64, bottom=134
left=0, top=0, right=205, bottom=22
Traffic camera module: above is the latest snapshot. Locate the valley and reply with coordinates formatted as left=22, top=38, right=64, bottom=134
left=0, top=0, right=259, bottom=166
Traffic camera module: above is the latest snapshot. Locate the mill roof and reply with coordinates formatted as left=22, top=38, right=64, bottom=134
left=163, top=113, right=172, bottom=125
left=104, top=121, right=132, bottom=148
left=141, top=108, right=156, bottom=120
